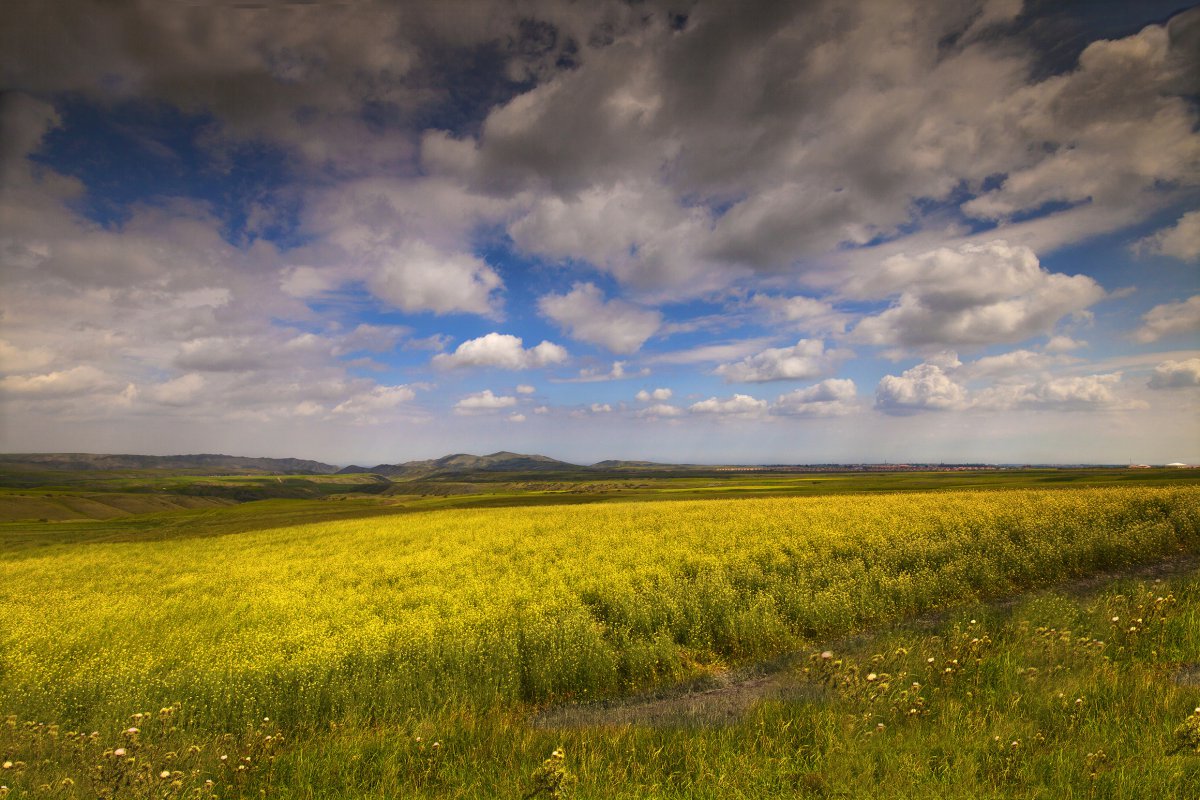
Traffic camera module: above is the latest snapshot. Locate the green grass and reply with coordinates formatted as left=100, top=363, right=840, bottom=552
left=1, top=480, right=1197, bottom=798
left=4, top=557, right=1199, bottom=797
left=7, top=467, right=1196, bottom=554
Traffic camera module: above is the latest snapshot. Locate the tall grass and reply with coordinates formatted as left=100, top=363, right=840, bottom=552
left=1, top=486, right=1195, bottom=737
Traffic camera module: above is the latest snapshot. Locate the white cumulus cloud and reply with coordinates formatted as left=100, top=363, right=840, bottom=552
left=636, top=403, right=683, bottom=419
left=973, top=373, right=1140, bottom=411
left=689, top=394, right=769, bottom=418
left=715, top=339, right=847, bottom=383
left=331, top=384, right=416, bottom=417
left=367, top=241, right=502, bottom=316
left=1148, top=358, right=1200, bottom=389
left=875, top=362, right=968, bottom=415
left=432, top=333, right=568, bottom=370
left=751, top=294, right=851, bottom=334
left=145, top=373, right=206, bottom=407
left=850, top=241, right=1105, bottom=349
left=773, top=379, right=858, bottom=417
left=636, top=387, right=672, bottom=402
left=454, top=389, right=517, bottom=413
left=1133, top=295, right=1200, bottom=343
left=1133, top=210, right=1200, bottom=261
left=0, top=365, right=115, bottom=397
left=538, top=282, right=663, bottom=354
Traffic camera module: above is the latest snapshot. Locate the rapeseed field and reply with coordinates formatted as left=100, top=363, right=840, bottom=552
left=0, top=486, right=1197, bottom=797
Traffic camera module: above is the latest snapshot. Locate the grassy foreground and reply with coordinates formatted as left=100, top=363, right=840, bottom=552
left=0, top=486, right=1197, bottom=797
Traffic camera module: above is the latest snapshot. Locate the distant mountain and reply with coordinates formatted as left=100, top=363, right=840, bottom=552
left=0, top=453, right=341, bottom=475
left=341, top=451, right=580, bottom=478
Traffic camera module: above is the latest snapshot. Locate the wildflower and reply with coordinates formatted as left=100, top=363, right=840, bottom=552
left=160, top=770, right=171, bottom=779
left=1, top=763, right=9, bottom=770
left=876, top=723, right=885, bottom=731
left=125, top=727, right=139, bottom=736
left=1111, top=616, right=1119, bottom=623
left=113, top=749, right=126, bottom=758
left=866, top=673, right=878, bottom=681
left=927, top=657, right=935, bottom=664
left=820, top=651, right=833, bottom=660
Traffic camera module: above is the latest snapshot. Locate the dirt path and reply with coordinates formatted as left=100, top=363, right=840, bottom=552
left=533, top=553, right=1200, bottom=730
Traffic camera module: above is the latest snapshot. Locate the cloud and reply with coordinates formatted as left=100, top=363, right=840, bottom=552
left=647, top=338, right=775, bottom=366
left=516, top=384, right=536, bottom=394
left=751, top=294, right=851, bottom=335
left=537, top=282, right=662, bottom=353
left=280, top=265, right=340, bottom=299
left=875, top=362, right=968, bottom=415
left=715, top=339, right=848, bottom=383
left=432, top=333, right=568, bottom=370
left=773, top=379, right=858, bottom=417
left=636, top=387, right=672, bottom=402
left=331, top=385, right=416, bottom=418
left=510, top=181, right=726, bottom=296
left=0, top=340, right=55, bottom=373
left=960, top=17, right=1200, bottom=226
left=465, top=3, right=1199, bottom=294
left=689, top=393, right=769, bottom=418
left=145, top=373, right=206, bottom=407
left=1133, top=211, right=1200, bottom=261
left=973, top=373, right=1141, bottom=411
left=589, top=403, right=613, bottom=414
left=1148, top=358, right=1200, bottom=389
left=636, top=403, right=683, bottom=419
left=555, top=360, right=648, bottom=383
left=174, top=337, right=269, bottom=373
left=850, top=241, right=1105, bottom=349
left=508, top=413, right=527, bottom=423
left=1044, top=335, right=1085, bottom=353
left=0, top=365, right=116, bottom=398
left=366, top=241, right=502, bottom=316
left=878, top=352, right=1145, bottom=414
left=1133, top=295, right=1200, bottom=343
left=958, top=349, right=1073, bottom=380
left=454, top=389, right=517, bottom=413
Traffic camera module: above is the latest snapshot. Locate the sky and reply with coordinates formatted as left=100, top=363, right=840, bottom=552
left=0, top=0, right=1198, bottom=466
